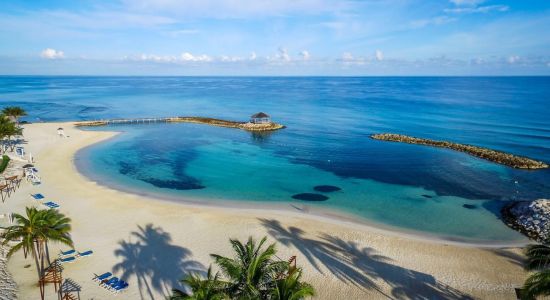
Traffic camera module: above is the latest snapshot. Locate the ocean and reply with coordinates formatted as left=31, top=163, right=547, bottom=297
left=1, top=76, right=549, bottom=243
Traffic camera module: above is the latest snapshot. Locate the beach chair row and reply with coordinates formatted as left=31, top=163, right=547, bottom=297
left=31, top=193, right=60, bottom=209
left=93, top=272, right=130, bottom=294
left=58, top=249, right=93, bottom=264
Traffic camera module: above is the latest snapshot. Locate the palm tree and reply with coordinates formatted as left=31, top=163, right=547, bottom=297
left=0, top=115, right=22, bottom=153
left=1, top=207, right=72, bottom=280
left=41, top=209, right=73, bottom=265
left=170, top=266, right=228, bottom=300
left=522, top=270, right=550, bottom=300
left=271, top=268, right=315, bottom=300
left=2, top=106, right=27, bottom=124
left=211, top=236, right=289, bottom=299
left=522, top=244, right=550, bottom=299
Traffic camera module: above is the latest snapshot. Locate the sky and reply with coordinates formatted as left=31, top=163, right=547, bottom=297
left=0, top=0, right=549, bottom=76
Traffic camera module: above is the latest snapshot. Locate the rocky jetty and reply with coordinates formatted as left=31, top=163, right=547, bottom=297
left=371, top=133, right=548, bottom=169
left=75, top=116, right=285, bottom=132
left=501, top=199, right=550, bottom=243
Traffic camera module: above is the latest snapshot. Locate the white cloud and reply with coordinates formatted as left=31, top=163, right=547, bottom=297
left=449, top=0, right=485, bottom=6
left=300, top=50, right=310, bottom=60
left=342, top=52, right=354, bottom=61
left=40, top=48, right=64, bottom=59
left=340, top=52, right=365, bottom=65
left=181, top=52, right=212, bottom=62
left=132, top=52, right=212, bottom=63
left=220, top=55, right=243, bottom=62
left=508, top=55, right=520, bottom=64
left=445, top=5, right=509, bottom=14
left=122, top=0, right=344, bottom=19
left=375, top=50, right=383, bottom=61
left=249, top=52, right=257, bottom=61
left=411, top=16, right=456, bottom=28
left=275, top=47, right=290, bottom=62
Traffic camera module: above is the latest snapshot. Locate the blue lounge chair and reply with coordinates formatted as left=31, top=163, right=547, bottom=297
left=31, top=193, right=45, bottom=200
left=78, top=250, right=93, bottom=257
left=59, top=256, right=76, bottom=264
left=93, top=272, right=112, bottom=282
left=112, top=281, right=129, bottom=293
left=59, top=249, right=76, bottom=257
left=101, top=277, right=119, bottom=288
left=44, top=201, right=60, bottom=208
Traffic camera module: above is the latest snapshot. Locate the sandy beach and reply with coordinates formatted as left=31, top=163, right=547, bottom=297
left=1, top=122, right=528, bottom=299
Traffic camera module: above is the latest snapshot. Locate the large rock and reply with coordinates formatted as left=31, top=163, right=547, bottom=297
left=501, top=199, right=550, bottom=243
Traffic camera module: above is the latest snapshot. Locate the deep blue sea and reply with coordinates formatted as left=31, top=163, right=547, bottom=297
left=1, top=76, right=549, bottom=243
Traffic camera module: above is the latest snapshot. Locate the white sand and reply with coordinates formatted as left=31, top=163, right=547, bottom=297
left=0, top=122, right=528, bottom=300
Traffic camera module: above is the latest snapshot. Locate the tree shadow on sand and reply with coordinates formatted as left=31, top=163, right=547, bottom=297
left=113, top=224, right=204, bottom=300
left=260, top=218, right=474, bottom=300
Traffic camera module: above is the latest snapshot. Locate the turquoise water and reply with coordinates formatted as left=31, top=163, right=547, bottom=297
left=2, top=76, right=549, bottom=243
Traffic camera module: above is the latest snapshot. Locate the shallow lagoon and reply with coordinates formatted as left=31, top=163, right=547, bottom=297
left=2, top=76, right=549, bottom=243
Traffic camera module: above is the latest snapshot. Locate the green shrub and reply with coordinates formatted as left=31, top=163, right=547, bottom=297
left=0, top=155, right=10, bottom=173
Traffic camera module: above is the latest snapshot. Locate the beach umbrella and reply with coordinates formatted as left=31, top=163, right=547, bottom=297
left=22, top=163, right=34, bottom=168
left=57, top=127, right=64, bottom=130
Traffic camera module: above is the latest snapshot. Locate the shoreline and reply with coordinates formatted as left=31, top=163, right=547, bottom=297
left=4, top=122, right=529, bottom=299
left=75, top=124, right=528, bottom=247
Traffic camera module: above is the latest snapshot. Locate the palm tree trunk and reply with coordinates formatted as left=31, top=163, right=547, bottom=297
left=32, top=243, right=42, bottom=280
left=44, top=242, right=51, bottom=265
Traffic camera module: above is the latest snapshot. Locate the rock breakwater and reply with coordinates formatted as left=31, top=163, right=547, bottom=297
left=371, top=133, right=548, bottom=169
left=501, top=199, right=550, bottom=243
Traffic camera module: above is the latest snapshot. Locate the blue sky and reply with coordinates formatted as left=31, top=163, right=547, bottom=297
left=0, top=0, right=549, bottom=75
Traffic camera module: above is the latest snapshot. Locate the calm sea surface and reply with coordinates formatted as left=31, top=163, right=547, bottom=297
left=1, top=76, right=549, bottom=243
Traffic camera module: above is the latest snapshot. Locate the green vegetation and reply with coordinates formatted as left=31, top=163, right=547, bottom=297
left=0, top=106, right=25, bottom=153
left=0, top=155, right=10, bottom=173
left=521, top=244, right=550, bottom=299
left=2, top=207, right=72, bottom=300
left=170, top=236, right=314, bottom=300
left=2, top=106, right=27, bottom=124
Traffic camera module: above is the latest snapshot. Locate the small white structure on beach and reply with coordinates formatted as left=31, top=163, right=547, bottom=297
left=250, top=112, right=271, bottom=124
left=57, top=127, right=65, bottom=137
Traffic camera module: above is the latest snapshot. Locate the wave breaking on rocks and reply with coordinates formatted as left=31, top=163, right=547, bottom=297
left=501, top=199, right=550, bottom=243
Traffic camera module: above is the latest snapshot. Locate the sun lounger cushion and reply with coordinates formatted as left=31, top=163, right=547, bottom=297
left=94, top=272, right=112, bottom=281
left=31, top=193, right=44, bottom=200
left=44, top=202, right=60, bottom=208
left=79, top=250, right=93, bottom=257
left=60, top=249, right=76, bottom=256
left=60, top=256, right=75, bottom=263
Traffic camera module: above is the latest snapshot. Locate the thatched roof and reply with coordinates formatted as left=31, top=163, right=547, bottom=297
left=251, top=112, right=270, bottom=119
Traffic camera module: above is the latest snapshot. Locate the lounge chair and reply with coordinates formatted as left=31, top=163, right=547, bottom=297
left=31, top=193, right=45, bottom=200
left=112, top=281, right=129, bottom=294
left=43, top=201, right=60, bottom=208
left=59, top=256, right=76, bottom=264
left=59, top=249, right=76, bottom=257
left=78, top=250, right=93, bottom=257
left=93, top=272, right=112, bottom=282
left=101, top=277, right=119, bottom=288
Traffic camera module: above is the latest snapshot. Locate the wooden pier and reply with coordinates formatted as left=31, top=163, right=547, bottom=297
left=74, top=116, right=285, bottom=132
